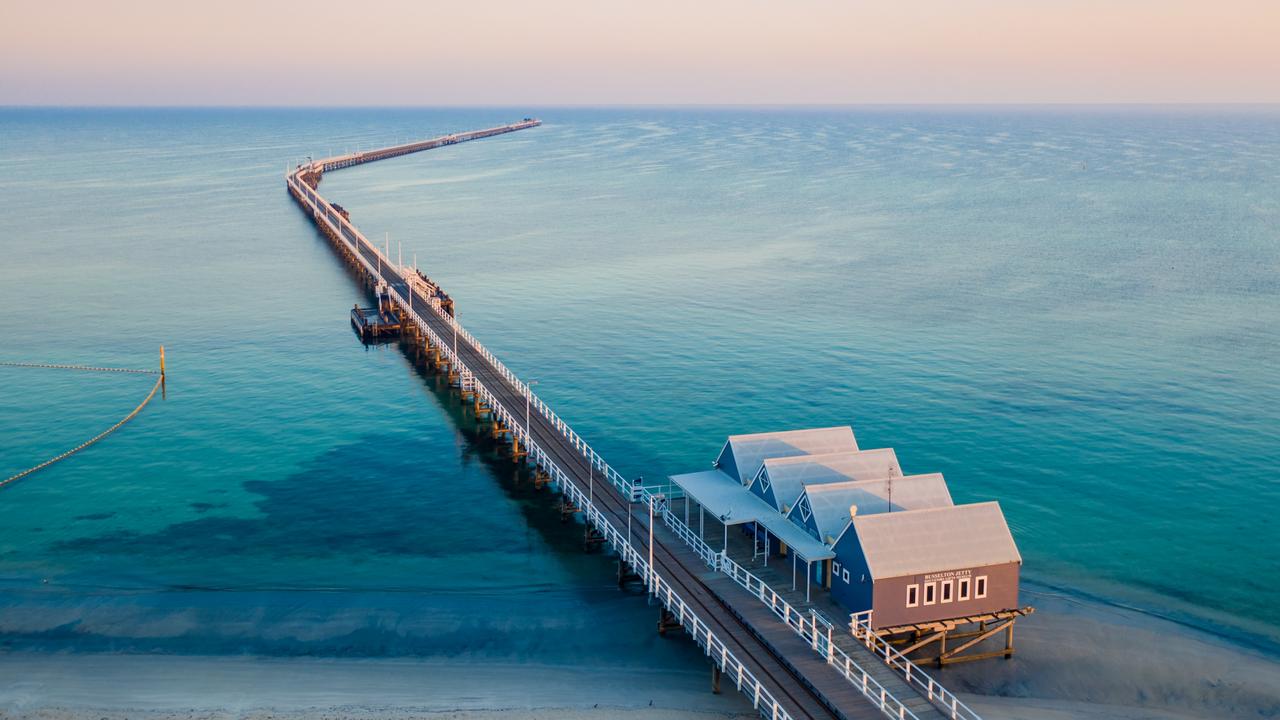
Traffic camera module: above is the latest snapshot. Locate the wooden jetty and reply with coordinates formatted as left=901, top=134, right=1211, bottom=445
left=286, top=120, right=985, bottom=720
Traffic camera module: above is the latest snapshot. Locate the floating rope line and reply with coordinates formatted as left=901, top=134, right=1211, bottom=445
left=0, top=361, right=158, bottom=375
left=0, top=349, right=165, bottom=492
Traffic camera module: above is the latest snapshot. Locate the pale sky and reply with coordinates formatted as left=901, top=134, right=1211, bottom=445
left=2, top=0, right=1278, bottom=105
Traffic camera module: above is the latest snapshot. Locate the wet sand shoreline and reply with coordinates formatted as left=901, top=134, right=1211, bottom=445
left=3, top=578, right=1278, bottom=720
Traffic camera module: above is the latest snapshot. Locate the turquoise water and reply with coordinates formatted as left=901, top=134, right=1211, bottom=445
left=1, top=107, right=1278, bottom=670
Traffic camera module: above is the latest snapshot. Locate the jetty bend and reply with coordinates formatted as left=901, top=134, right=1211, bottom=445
left=286, top=120, right=980, bottom=720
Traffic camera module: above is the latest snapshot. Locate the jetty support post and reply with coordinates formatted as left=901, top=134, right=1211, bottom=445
left=583, top=525, right=605, bottom=553
left=658, top=608, right=681, bottom=636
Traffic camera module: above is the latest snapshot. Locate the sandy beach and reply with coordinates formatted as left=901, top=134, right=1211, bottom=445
left=0, top=706, right=753, bottom=720
left=950, top=582, right=1280, bottom=719
left=0, top=655, right=756, bottom=720
left=3, top=579, right=1278, bottom=720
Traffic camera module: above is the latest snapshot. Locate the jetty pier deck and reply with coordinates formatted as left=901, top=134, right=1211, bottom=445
left=286, top=121, right=978, bottom=720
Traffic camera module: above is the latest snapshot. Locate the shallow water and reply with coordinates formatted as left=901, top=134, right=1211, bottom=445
left=1, top=106, right=1278, bottom=672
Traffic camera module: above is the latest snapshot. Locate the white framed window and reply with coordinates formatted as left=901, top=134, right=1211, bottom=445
left=756, top=466, right=770, bottom=491
left=958, top=577, right=971, bottom=601
left=797, top=497, right=812, bottom=522
left=941, top=580, right=953, bottom=603
left=842, top=569, right=850, bottom=583
left=833, top=561, right=842, bottom=576
left=924, top=582, right=936, bottom=605
left=906, top=584, right=919, bottom=608
left=976, top=575, right=988, bottom=599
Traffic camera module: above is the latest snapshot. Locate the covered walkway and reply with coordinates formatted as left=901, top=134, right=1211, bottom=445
left=671, top=469, right=833, bottom=601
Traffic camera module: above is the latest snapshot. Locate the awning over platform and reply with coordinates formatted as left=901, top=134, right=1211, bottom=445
left=669, top=469, right=835, bottom=562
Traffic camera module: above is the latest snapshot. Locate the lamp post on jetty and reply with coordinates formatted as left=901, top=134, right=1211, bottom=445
left=525, top=380, right=539, bottom=441
left=648, top=495, right=657, bottom=598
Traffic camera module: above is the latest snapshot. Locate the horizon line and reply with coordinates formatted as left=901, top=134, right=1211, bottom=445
left=4, top=102, right=1280, bottom=111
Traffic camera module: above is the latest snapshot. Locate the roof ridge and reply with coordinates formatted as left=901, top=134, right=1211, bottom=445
left=763, top=446, right=895, bottom=467
left=727, top=425, right=853, bottom=442
left=802, top=472, right=945, bottom=496
left=853, top=499, right=1001, bottom=522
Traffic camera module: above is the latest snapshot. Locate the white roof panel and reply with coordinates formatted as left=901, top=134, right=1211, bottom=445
left=717, top=426, right=858, bottom=485
left=794, top=473, right=953, bottom=543
left=760, top=448, right=902, bottom=512
left=851, top=502, right=1021, bottom=580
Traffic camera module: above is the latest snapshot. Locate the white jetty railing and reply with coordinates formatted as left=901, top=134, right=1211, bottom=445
left=640, top=477, right=981, bottom=720
left=848, top=612, right=981, bottom=720
left=294, top=162, right=648, bottom=502
left=288, top=130, right=979, bottom=720
left=643, top=492, right=924, bottom=720
left=289, top=167, right=793, bottom=720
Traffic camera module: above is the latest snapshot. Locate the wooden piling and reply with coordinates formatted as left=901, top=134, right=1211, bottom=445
left=658, top=608, right=682, bottom=636
left=583, top=526, right=605, bottom=553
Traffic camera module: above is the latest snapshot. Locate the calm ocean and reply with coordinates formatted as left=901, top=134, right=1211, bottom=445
left=1, top=107, right=1277, bottom=672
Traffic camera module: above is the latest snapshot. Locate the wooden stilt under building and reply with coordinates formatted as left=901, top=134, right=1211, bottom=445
left=866, top=607, right=1034, bottom=667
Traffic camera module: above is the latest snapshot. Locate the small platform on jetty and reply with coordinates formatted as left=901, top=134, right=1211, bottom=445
left=351, top=304, right=400, bottom=340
